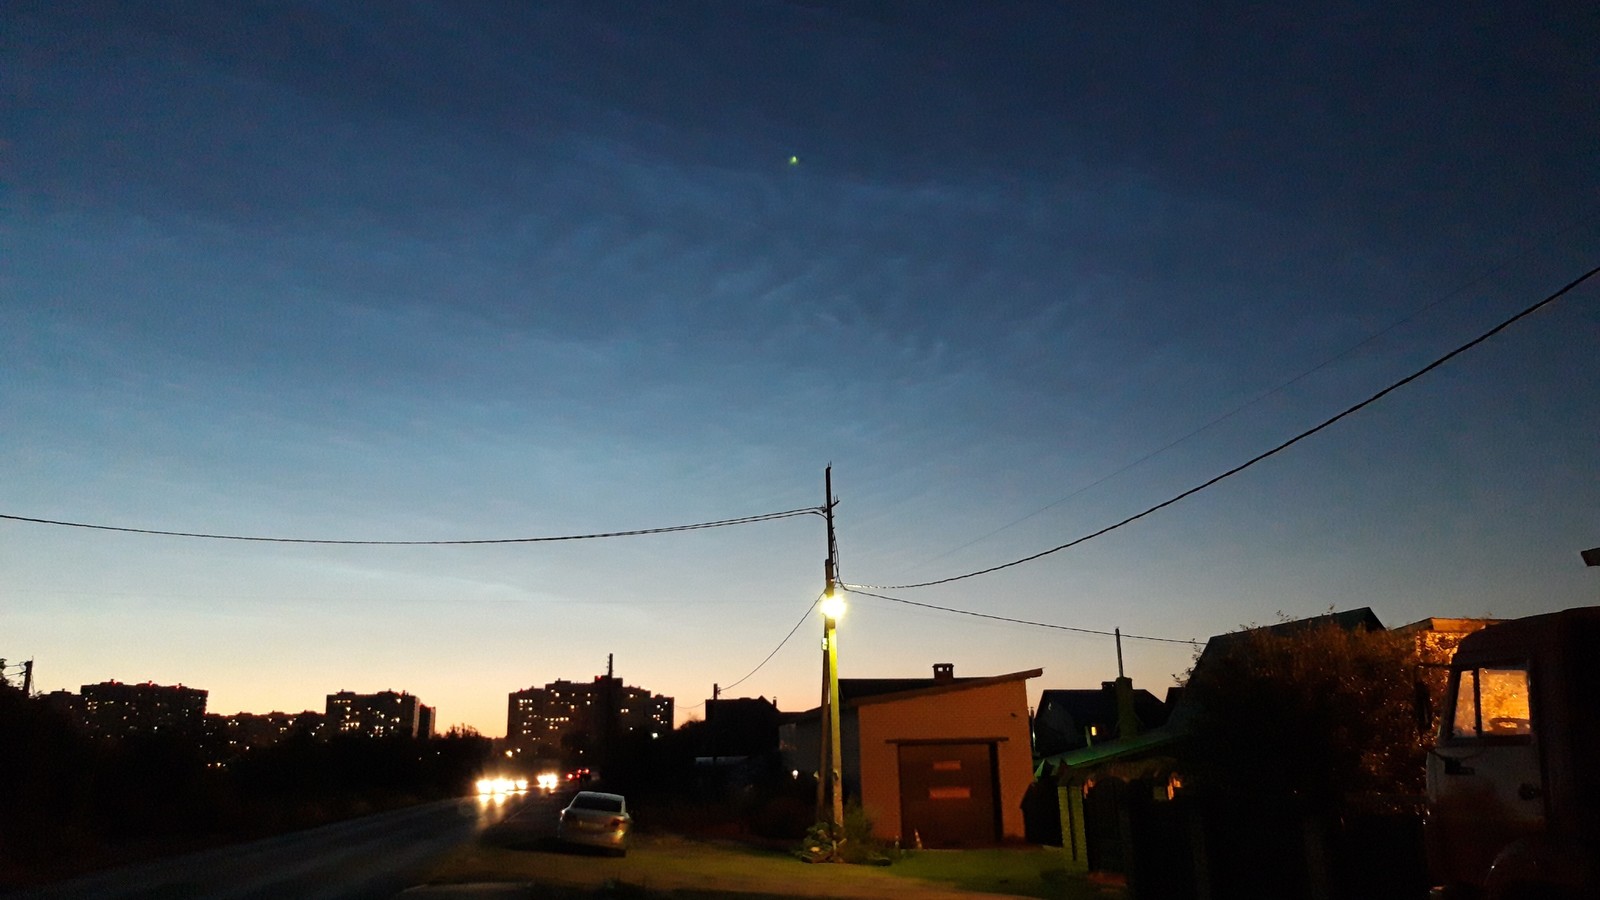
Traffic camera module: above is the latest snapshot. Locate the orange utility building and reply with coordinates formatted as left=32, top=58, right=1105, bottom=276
left=784, top=664, right=1041, bottom=848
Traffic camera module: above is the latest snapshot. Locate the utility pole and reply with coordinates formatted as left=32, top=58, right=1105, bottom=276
left=711, top=683, right=720, bottom=770
left=22, top=660, right=32, bottom=696
left=600, top=653, right=617, bottom=778
left=817, top=473, right=831, bottom=823
left=817, top=623, right=830, bottom=819
left=817, top=465, right=845, bottom=830
left=824, top=586, right=844, bottom=829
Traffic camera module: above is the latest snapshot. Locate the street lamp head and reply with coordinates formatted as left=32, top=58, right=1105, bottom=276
left=820, top=589, right=846, bottom=622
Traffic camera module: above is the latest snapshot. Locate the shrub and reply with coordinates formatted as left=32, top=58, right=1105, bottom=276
left=1183, top=619, right=1426, bottom=813
left=794, top=803, right=893, bottom=864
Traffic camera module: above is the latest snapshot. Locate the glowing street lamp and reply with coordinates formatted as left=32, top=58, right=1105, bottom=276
left=820, top=589, right=846, bottom=622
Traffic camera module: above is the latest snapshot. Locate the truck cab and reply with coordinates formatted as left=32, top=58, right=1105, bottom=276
left=1426, top=607, right=1600, bottom=899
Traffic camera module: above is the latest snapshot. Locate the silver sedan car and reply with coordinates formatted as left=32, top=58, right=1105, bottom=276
left=556, top=790, right=632, bottom=856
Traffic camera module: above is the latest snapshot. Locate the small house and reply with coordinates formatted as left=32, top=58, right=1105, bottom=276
left=783, top=663, right=1040, bottom=847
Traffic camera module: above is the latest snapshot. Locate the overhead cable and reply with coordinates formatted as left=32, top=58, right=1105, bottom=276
left=0, top=507, right=823, bottom=545
left=677, top=593, right=823, bottom=709
left=723, top=593, right=823, bottom=692
left=902, top=213, right=1600, bottom=574
left=845, top=587, right=1197, bottom=644
left=860, top=261, right=1600, bottom=591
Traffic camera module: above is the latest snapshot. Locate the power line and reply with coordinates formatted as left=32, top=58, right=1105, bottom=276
left=861, top=261, right=1600, bottom=591
left=901, top=213, right=1600, bottom=575
left=0, top=507, right=823, bottom=545
left=722, top=593, right=823, bottom=692
left=845, top=587, right=1197, bottom=644
left=677, top=592, right=824, bottom=710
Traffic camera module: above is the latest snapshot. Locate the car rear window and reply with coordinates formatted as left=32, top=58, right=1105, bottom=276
left=572, top=794, right=623, bottom=812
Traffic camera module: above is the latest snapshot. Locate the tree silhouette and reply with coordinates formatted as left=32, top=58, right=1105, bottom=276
left=1183, top=619, right=1425, bottom=813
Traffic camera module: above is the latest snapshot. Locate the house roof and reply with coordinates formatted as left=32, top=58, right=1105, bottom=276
left=792, top=668, right=1042, bottom=716
left=1036, top=726, right=1182, bottom=779
left=1041, top=607, right=1471, bottom=782
left=1201, top=608, right=1384, bottom=654
left=1392, top=617, right=1503, bottom=635
left=1036, top=686, right=1168, bottom=729
left=850, top=668, right=1041, bottom=708
left=841, top=677, right=961, bottom=703
left=706, top=696, right=779, bottom=716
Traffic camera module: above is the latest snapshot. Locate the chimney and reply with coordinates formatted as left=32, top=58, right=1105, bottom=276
left=932, top=663, right=954, bottom=683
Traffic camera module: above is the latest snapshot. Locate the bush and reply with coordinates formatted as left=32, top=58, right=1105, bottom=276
left=794, top=804, right=894, bottom=864
left=1182, top=619, right=1425, bottom=814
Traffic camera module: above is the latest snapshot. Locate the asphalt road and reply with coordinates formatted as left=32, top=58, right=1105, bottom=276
left=477, top=786, right=574, bottom=848
left=8, top=791, right=550, bottom=900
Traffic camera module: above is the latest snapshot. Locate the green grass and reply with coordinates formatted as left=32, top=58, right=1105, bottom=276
left=890, top=848, right=1106, bottom=899
left=425, top=834, right=1120, bottom=899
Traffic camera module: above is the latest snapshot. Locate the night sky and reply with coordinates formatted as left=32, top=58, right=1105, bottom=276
left=5, top=1, right=1598, bottom=736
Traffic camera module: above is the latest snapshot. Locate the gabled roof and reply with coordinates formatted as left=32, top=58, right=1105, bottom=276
left=1202, top=607, right=1384, bottom=653
left=1037, top=686, right=1168, bottom=729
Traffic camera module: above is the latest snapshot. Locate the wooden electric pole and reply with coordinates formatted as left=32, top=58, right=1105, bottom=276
left=817, top=466, right=845, bottom=829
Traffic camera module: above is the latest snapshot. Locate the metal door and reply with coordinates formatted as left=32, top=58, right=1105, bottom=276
left=1426, top=662, right=1544, bottom=887
left=897, top=741, right=999, bottom=848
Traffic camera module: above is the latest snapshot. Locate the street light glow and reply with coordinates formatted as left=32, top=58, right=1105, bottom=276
left=820, top=590, right=846, bottom=621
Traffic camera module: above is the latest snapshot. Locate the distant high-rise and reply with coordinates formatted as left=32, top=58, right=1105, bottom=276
left=507, top=673, right=672, bottom=753
left=79, top=680, right=208, bottom=738
left=325, top=690, right=434, bottom=739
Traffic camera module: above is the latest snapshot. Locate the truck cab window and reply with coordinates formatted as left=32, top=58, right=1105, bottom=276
left=1449, top=666, right=1532, bottom=739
